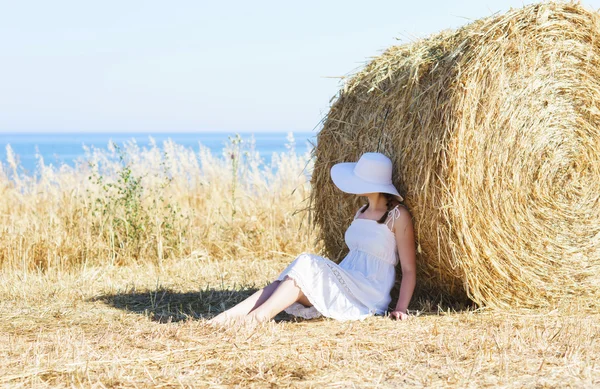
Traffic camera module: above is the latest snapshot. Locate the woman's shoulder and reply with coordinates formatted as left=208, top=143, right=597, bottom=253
left=389, top=203, right=413, bottom=230
left=392, top=202, right=411, bottom=212
left=396, top=203, right=413, bottom=217
left=386, top=203, right=412, bottom=224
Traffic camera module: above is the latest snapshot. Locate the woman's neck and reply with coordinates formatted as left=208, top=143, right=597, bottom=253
left=365, top=193, right=387, bottom=212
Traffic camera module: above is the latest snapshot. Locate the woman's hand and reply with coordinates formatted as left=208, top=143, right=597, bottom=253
left=390, top=309, right=409, bottom=320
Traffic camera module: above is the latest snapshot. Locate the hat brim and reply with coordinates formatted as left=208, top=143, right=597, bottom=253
left=330, top=162, right=404, bottom=202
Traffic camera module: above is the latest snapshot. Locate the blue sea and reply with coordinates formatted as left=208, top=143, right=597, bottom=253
left=0, top=132, right=317, bottom=174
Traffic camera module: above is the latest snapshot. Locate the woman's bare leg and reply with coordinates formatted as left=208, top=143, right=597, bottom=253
left=208, top=280, right=282, bottom=325
left=245, top=275, right=312, bottom=324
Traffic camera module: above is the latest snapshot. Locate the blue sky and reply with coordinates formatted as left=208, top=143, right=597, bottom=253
left=1, top=0, right=599, bottom=133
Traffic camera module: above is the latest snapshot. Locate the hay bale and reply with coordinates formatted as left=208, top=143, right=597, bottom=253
left=310, top=1, right=600, bottom=309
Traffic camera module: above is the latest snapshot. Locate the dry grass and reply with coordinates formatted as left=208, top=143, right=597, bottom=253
left=1, top=255, right=599, bottom=387
left=0, top=132, right=318, bottom=270
left=1, top=133, right=599, bottom=387
left=310, top=0, right=600, bottom=309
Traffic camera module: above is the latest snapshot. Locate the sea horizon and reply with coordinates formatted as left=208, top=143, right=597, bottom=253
left=0, top=131, right=317, bottom=174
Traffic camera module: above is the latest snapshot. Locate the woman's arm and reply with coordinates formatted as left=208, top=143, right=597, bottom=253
left=390, top=207, right=417, bottom=320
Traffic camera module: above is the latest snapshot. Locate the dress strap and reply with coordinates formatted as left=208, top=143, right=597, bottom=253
left=384, top=205, right=402, bottom=233
left=353, top=204, right=368, bottom=220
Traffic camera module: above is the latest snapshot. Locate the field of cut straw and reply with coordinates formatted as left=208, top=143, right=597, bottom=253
left=1, top=134, right=599, bottom=387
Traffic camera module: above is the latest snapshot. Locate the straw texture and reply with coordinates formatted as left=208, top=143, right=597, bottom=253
left=310, top=1, right=600, bottom=308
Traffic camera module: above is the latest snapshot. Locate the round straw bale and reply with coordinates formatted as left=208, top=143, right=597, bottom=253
left=310, top=1, right=600, bottom=309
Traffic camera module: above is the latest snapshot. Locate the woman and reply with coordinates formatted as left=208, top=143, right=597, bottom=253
left=208, top=152, right=416, bottom=326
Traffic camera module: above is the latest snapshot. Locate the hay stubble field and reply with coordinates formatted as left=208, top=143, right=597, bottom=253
left=2, top=253, right=599, bottom=387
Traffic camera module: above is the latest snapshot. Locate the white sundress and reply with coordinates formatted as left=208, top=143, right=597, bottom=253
left=275, top=204, right=401, bottom=321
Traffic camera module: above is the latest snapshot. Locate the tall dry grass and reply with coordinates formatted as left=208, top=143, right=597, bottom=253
left=0, top=132, right=321, bottom=271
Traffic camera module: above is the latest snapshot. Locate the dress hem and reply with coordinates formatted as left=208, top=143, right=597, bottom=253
left=277, top=268, right=372, bottom=322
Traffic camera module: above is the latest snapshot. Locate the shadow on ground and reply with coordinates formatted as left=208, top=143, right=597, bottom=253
left=390, top=283, right=478, bottom=316
left=89, top=286, right=297, bottom=323
left=90, top=284, right=477, bottom=324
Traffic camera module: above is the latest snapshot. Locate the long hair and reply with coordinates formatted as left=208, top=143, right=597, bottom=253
left=359, top=193, right=406, bottom=224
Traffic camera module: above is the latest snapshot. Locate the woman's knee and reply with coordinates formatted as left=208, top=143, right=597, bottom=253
left=281, top=275, right=294, bottom=284
left=281, top=275, right=301, bottom=291
left=281, top=275, right=303, bottom=294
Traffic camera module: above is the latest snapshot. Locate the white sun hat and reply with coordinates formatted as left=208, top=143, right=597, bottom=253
left=330, top=152, right=404, bottom=202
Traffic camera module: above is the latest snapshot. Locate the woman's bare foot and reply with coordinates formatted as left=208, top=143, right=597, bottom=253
left=207, top=311, right=234, bottom=327
left=242, top=312, right=270, bottom=331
